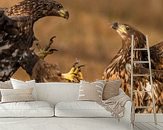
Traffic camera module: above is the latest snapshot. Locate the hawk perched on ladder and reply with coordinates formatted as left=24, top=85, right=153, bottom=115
left=103, top=22, right=163, bottom=113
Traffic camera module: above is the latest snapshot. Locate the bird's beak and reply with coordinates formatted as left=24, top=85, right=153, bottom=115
left=111, top=22, right=128, bottom=39
left=112, top=22, right=127, bottom=34
left=58, top=9, right=69, bottom=19
left=112, top=22, right=119, bottom=30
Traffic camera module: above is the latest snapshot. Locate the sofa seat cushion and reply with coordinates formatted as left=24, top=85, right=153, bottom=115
left=0, top=101, right=54, bottom=117
left=55, top=101, right=112, bottom=117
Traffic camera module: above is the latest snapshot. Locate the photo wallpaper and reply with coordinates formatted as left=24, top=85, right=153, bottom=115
left=0, top=0, right=162, bottom=113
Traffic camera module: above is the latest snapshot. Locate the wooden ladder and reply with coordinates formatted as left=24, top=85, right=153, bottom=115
left=130, top=35, right=157, bottom=125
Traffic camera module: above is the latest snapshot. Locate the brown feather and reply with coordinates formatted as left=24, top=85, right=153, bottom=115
left=103, top=22, right=163, bottom=113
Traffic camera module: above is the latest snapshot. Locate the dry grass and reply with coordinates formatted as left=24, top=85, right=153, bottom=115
left=1, top=0, right=163, bottom=81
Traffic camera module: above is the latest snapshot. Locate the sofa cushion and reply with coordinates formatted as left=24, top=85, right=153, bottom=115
left=55, top=101, right=112, bottom=117
left=0, top=101, right=54, bottom=117
left=10, top=78, right=37, bottom=100
left=1, top=88, right=34, bottom=103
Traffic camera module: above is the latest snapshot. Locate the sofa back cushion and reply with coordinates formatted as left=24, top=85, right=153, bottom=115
left=35, top=82, right=79, bottom=105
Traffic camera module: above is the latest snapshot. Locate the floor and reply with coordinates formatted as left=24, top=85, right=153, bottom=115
left=134, top=114, right=163, bottom=130
left=134, top=122, right=163, bottom=130
left=0, top=116, right=162, bottom=130
left=0, top=117, right=134, bottom=130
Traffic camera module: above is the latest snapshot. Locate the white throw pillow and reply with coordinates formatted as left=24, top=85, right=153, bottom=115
left=10, top=78, right=37, bottom=100
left=78, top=80, right=106, bottom=102
left=0, top=81, right=13, bottom=101
left=1, top=88, right=34, bottom=103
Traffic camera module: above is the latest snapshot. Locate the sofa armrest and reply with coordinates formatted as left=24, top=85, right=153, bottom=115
left=119, top=101, right=134, bottom=129
left=123, top=101, right=132, bottom=122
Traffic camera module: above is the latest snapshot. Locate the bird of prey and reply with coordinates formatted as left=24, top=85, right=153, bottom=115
left=0, top=0, right=69, bottom=81
left=103, top=22, right=163, bottom=113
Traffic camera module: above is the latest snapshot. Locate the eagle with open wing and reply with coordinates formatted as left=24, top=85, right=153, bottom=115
left=0, top=0, right=69, bottom=81
left=103, top=22, right=163, bottom=113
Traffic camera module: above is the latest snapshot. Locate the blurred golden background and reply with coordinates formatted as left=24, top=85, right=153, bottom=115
left=1, top=0, right=163, bottom=81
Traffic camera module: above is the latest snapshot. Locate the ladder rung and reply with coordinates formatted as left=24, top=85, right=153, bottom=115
left=133, top=90, right=151, bottom=93
left=133, top=61, right=149, bottom=64
left=133, top=48, right=147, bottom=51
left=131, top=35, right=157, bottom=125
left=135, top=106, right=153, bottom=109
left=133, top=74, right=150, bottom=77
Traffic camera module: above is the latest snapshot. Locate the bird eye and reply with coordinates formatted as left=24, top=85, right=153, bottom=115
left=126, top=26, right=130, bottom=31
left=57, top=4, right=63, bottom=9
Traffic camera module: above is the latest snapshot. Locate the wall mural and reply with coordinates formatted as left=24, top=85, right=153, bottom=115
left=0, top=0, right=162, bottom=113
left=102, top=23, right=163, bottom=113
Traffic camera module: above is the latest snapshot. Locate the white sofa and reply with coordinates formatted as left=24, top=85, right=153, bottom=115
left=0, top=82, right=132, bottom=130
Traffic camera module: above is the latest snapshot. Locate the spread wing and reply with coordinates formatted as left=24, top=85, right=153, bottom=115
left=0, top=10, right=35, bottom=81
left=0, top=10, right=20, bottom=81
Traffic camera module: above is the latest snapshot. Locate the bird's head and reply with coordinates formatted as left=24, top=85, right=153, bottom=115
left=39, top=0, right=69, bottom=19
left=111, top=22, right=145, bottom=41
left=7, top=0, right=69, bottom=21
